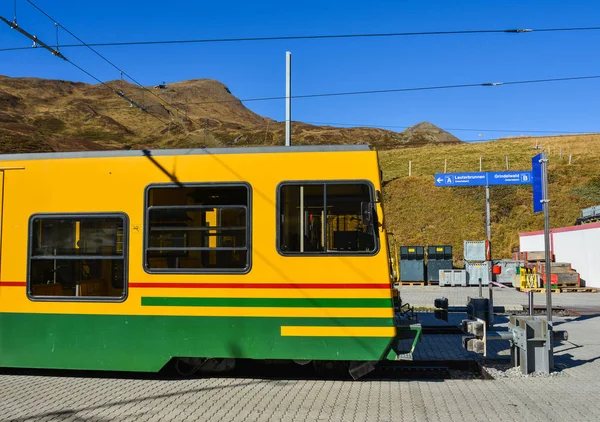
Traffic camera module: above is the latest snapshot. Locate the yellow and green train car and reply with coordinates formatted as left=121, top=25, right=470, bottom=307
left=0, top=145, right=417, bottom=374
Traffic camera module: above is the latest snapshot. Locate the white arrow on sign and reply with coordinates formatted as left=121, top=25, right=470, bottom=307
left=437, top=177, right=443, bottom=183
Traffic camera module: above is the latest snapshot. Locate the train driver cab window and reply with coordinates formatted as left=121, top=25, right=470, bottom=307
left=28, top=215, right=127, bottom=299
left=279, top=182, right=378, bottom=254
left=145, top=184, right=250, bottom=273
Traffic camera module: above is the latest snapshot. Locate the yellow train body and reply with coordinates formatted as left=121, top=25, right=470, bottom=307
left=0, top=145, right=401, bottom=371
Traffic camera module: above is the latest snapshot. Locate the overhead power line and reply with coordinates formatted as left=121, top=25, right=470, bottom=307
left=16, top=73, right=600, bottom=117
left=2, top=25, right=600, bottom=52
left=25, top=0, right=184, bottom=122
left=0, top=15, right=66, bottom=59
left=178, top=74, right=600, bottom=105
left=0, top=14, right=168, bottom=125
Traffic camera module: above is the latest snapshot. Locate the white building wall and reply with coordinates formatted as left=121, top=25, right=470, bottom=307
left=519, top=225, right=600, bottom=288
left=552, top=228, right=600, bottom=288
left=519, top=233, right=544, bottom=252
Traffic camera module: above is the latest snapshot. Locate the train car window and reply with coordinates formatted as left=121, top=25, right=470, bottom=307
left=279, top=182, right=378, bottom=254
left=28, top=215, right=127, bottom=300
left=145, top=184, right=250, bottom=273
left=279, top=184, right=325, bottom=252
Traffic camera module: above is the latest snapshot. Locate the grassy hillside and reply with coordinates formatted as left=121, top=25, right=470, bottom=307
left=0, top=75, right=459, bottom=152
left=379, top=134, right=600, bottom=263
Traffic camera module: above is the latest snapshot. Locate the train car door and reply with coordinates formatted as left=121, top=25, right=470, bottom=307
left=0, top=167, right=26, bottom=285
left=0, top=171, right=4, bottom=282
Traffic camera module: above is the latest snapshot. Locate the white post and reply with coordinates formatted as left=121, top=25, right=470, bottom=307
left=479, top=157, right=483, bottom=171
left=569, top=153, right=572, bottom=165
left=506, top=155, right=509, bottom=170
left=409, top=160, right=412, bottom=176
left=444, top=159, right=447, bottom=173
left=285, top=51, right=292, bottom=146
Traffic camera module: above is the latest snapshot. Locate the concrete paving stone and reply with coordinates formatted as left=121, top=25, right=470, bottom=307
left=2, top=307, right=600, bottom=421
left=400, top=285, right=600, bottom=310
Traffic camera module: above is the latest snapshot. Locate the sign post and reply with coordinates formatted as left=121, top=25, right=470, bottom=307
left=485, top=186, right=491, bottom=241
left=532, top=152, right=553, bottom=370
left=435, top=161, right=554, bottom=372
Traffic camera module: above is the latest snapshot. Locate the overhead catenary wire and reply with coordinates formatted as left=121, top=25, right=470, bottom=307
left=46, top=57, right=169, bottom=125
left=25, top=0, right=184, bottom=121
left=177, top=74, right=600, bottom=105
left=0, top=15, right=67, bottom=59
left=0, top=15, right=168, bottom=125
left=15, top=72, right=600, bottom=137
left=2, top=25, right=600, bottom=52
left=5, top=6, right=597, bottom=144
left=5, top=5, right=600, bottom=136
left=8, top=4, right=600, bottom=109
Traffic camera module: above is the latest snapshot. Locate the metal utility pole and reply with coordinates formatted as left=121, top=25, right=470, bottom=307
left=285, top=51, right=292, bottom=146
left=485, top=185, right=491, bottom=241
left=540, top=151, right=553, bottom=369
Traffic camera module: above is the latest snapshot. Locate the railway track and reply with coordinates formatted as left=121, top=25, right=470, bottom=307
left=0, top=357, right=484, bottom=381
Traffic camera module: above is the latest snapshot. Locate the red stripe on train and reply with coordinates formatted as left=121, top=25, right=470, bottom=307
left=0, top=281, right=391, bottom=289
left=129, top=282, right=390, bottom=289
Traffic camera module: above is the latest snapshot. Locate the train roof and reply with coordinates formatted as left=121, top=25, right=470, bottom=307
left=0, top=144, right=371, bottom=162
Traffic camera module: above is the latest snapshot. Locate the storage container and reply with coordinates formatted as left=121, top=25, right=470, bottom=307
left=399, top=246, right=425, bottom=282
left=439, top=269, right=467, bottom=287
left=466, top=261, right=490, bottom=286
left=464, top=240, right=488, bottom=261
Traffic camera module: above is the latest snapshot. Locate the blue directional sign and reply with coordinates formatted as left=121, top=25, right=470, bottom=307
left=434, top=171, right=533, bottom=187
left=487, top=171, right=533, bottom=186
left=532, top=153, right=543, bottom=213
left=434, top=172, right=487, bottom=187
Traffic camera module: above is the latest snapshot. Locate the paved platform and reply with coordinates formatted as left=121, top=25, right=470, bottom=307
left=0, top=287, right=598, bottom=421
left=399, top=285, right=600, bottom=310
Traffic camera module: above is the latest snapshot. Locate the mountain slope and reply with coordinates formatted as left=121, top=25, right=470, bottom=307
left=398, top=122, right=462, bottom=145
left=0, top=75, right=461, bottom=152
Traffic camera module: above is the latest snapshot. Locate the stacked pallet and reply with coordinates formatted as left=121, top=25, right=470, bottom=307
left=515, top=250, right=595, bottom=292
left=512, top=251, right=555, bottom=262
left=535, top=262, right=580, bottom=287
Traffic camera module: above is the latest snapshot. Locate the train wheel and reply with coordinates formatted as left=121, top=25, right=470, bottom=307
left=312, top=360, right=351, bottom=379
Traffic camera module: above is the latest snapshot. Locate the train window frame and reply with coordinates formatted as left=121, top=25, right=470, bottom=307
left=276, top=180, right=380, bottom=256
left=26, top=212, right=129, bottom=303
left=143, top=182, right=252, bottom=275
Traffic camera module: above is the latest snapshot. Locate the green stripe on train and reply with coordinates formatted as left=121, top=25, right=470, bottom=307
left=0, top=313, right=395, bottom=372
left=141, top=297, right=393, bottom=308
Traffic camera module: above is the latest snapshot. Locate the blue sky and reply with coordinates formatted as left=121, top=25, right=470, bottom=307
left=1, top=0, right=599, bottom=141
